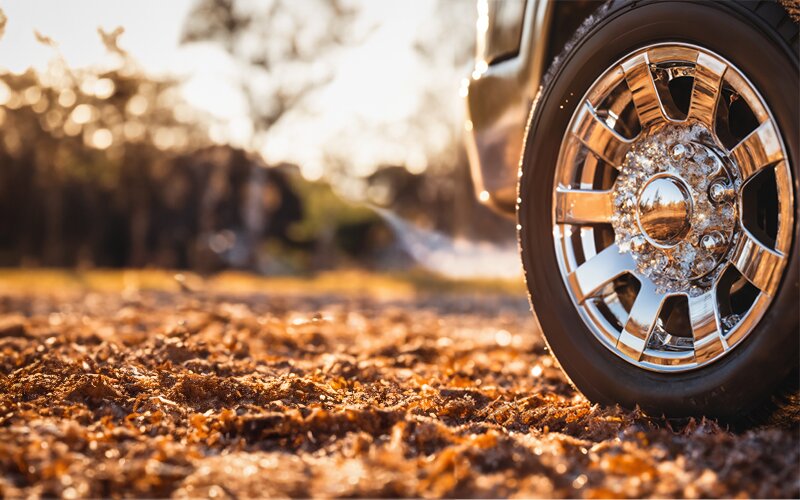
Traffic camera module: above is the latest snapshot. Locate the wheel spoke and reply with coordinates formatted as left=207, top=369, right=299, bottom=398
left=622, top=52, right=670, bottom=129
left=555, top=188, right=614, bottom=225
left=687, top=52, right=726, bottom=129
left=730, top=121, right=783, bottom=180
left=775, top=160, right=793, bottom=255
left=617, top=279, right=666, bottom=360
left=567, top=243, right=635, bottom=303
left=572, top=101, right=633, bottom=167
left=730, top=230, right=785, bottom=296
left=688, top=289, right=728, bottom=363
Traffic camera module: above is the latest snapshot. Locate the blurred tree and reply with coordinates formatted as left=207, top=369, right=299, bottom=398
left=0, top=8, right=7, bottom=40
left=0, top=34, right=210, bottom=266
left=181, top=0, right=359, bottom=134
left=0, top=18, right=387, bottom=272
left=181, top=0, right=385, bottom=266
left=0, top=22, right=289, bottom=269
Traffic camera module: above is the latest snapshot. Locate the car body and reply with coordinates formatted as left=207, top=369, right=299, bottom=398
left=464, top=0, right=603, bottom=216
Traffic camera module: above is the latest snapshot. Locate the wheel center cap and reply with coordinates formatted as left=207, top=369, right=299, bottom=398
left=610, top=124, right=740, bottom=294
left=637, top=175, right=692, bottom=245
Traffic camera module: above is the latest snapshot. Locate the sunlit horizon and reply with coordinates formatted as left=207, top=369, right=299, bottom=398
left=0, top=0, right=473, bottom=181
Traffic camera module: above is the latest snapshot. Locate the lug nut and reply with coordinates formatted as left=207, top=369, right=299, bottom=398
left=694, top=255, right=717, bottom=275
left=700, top=231, right=726, bottom=252
left=671, top=143, right=694, bottom=160
left=709, top=180, right=734, bottom=203
left=671, top=143, right=687, bottom=159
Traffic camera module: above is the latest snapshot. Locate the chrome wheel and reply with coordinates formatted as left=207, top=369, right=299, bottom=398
left=552, top=44, right=794, bottom=372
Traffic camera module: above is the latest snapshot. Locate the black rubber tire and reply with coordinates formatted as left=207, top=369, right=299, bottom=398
left=518, top=0, right=799, bottom=420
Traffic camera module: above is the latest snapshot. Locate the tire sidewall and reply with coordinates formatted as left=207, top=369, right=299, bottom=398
left=519, top=0, right=799, bottom=418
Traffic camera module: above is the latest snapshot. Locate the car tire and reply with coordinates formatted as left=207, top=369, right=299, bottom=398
left=518, top=0, right=798, bottom=420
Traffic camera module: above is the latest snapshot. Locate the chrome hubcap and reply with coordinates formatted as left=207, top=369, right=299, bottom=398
left=550, top=44, right=794, bottom=371
left=612, top=125, right=740, bottom=293
left=637, top=175, right=692, bottom=245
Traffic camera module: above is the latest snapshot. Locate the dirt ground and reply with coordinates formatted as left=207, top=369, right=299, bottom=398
left=0, top=271, right=797, bottom=498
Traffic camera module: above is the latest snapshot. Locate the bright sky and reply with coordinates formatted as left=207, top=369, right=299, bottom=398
left=0, top=0, right=472, bottom=180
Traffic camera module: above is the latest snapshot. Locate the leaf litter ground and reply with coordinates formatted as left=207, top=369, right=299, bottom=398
left=0, top=273, right=797, bottom=498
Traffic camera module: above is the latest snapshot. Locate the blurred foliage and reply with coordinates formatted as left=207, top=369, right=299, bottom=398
left=0, top=33, right=211, bottom=268
left=0, top=21, right=387, bottom=273
left=253, top=171, right=388, bottom=273
left=287, top=176, right=377, bottom=242
left=0, top=3, right=513, bottom=276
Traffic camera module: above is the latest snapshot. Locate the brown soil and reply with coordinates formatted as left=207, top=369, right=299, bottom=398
left=0, top=282, right=797, bottom=498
